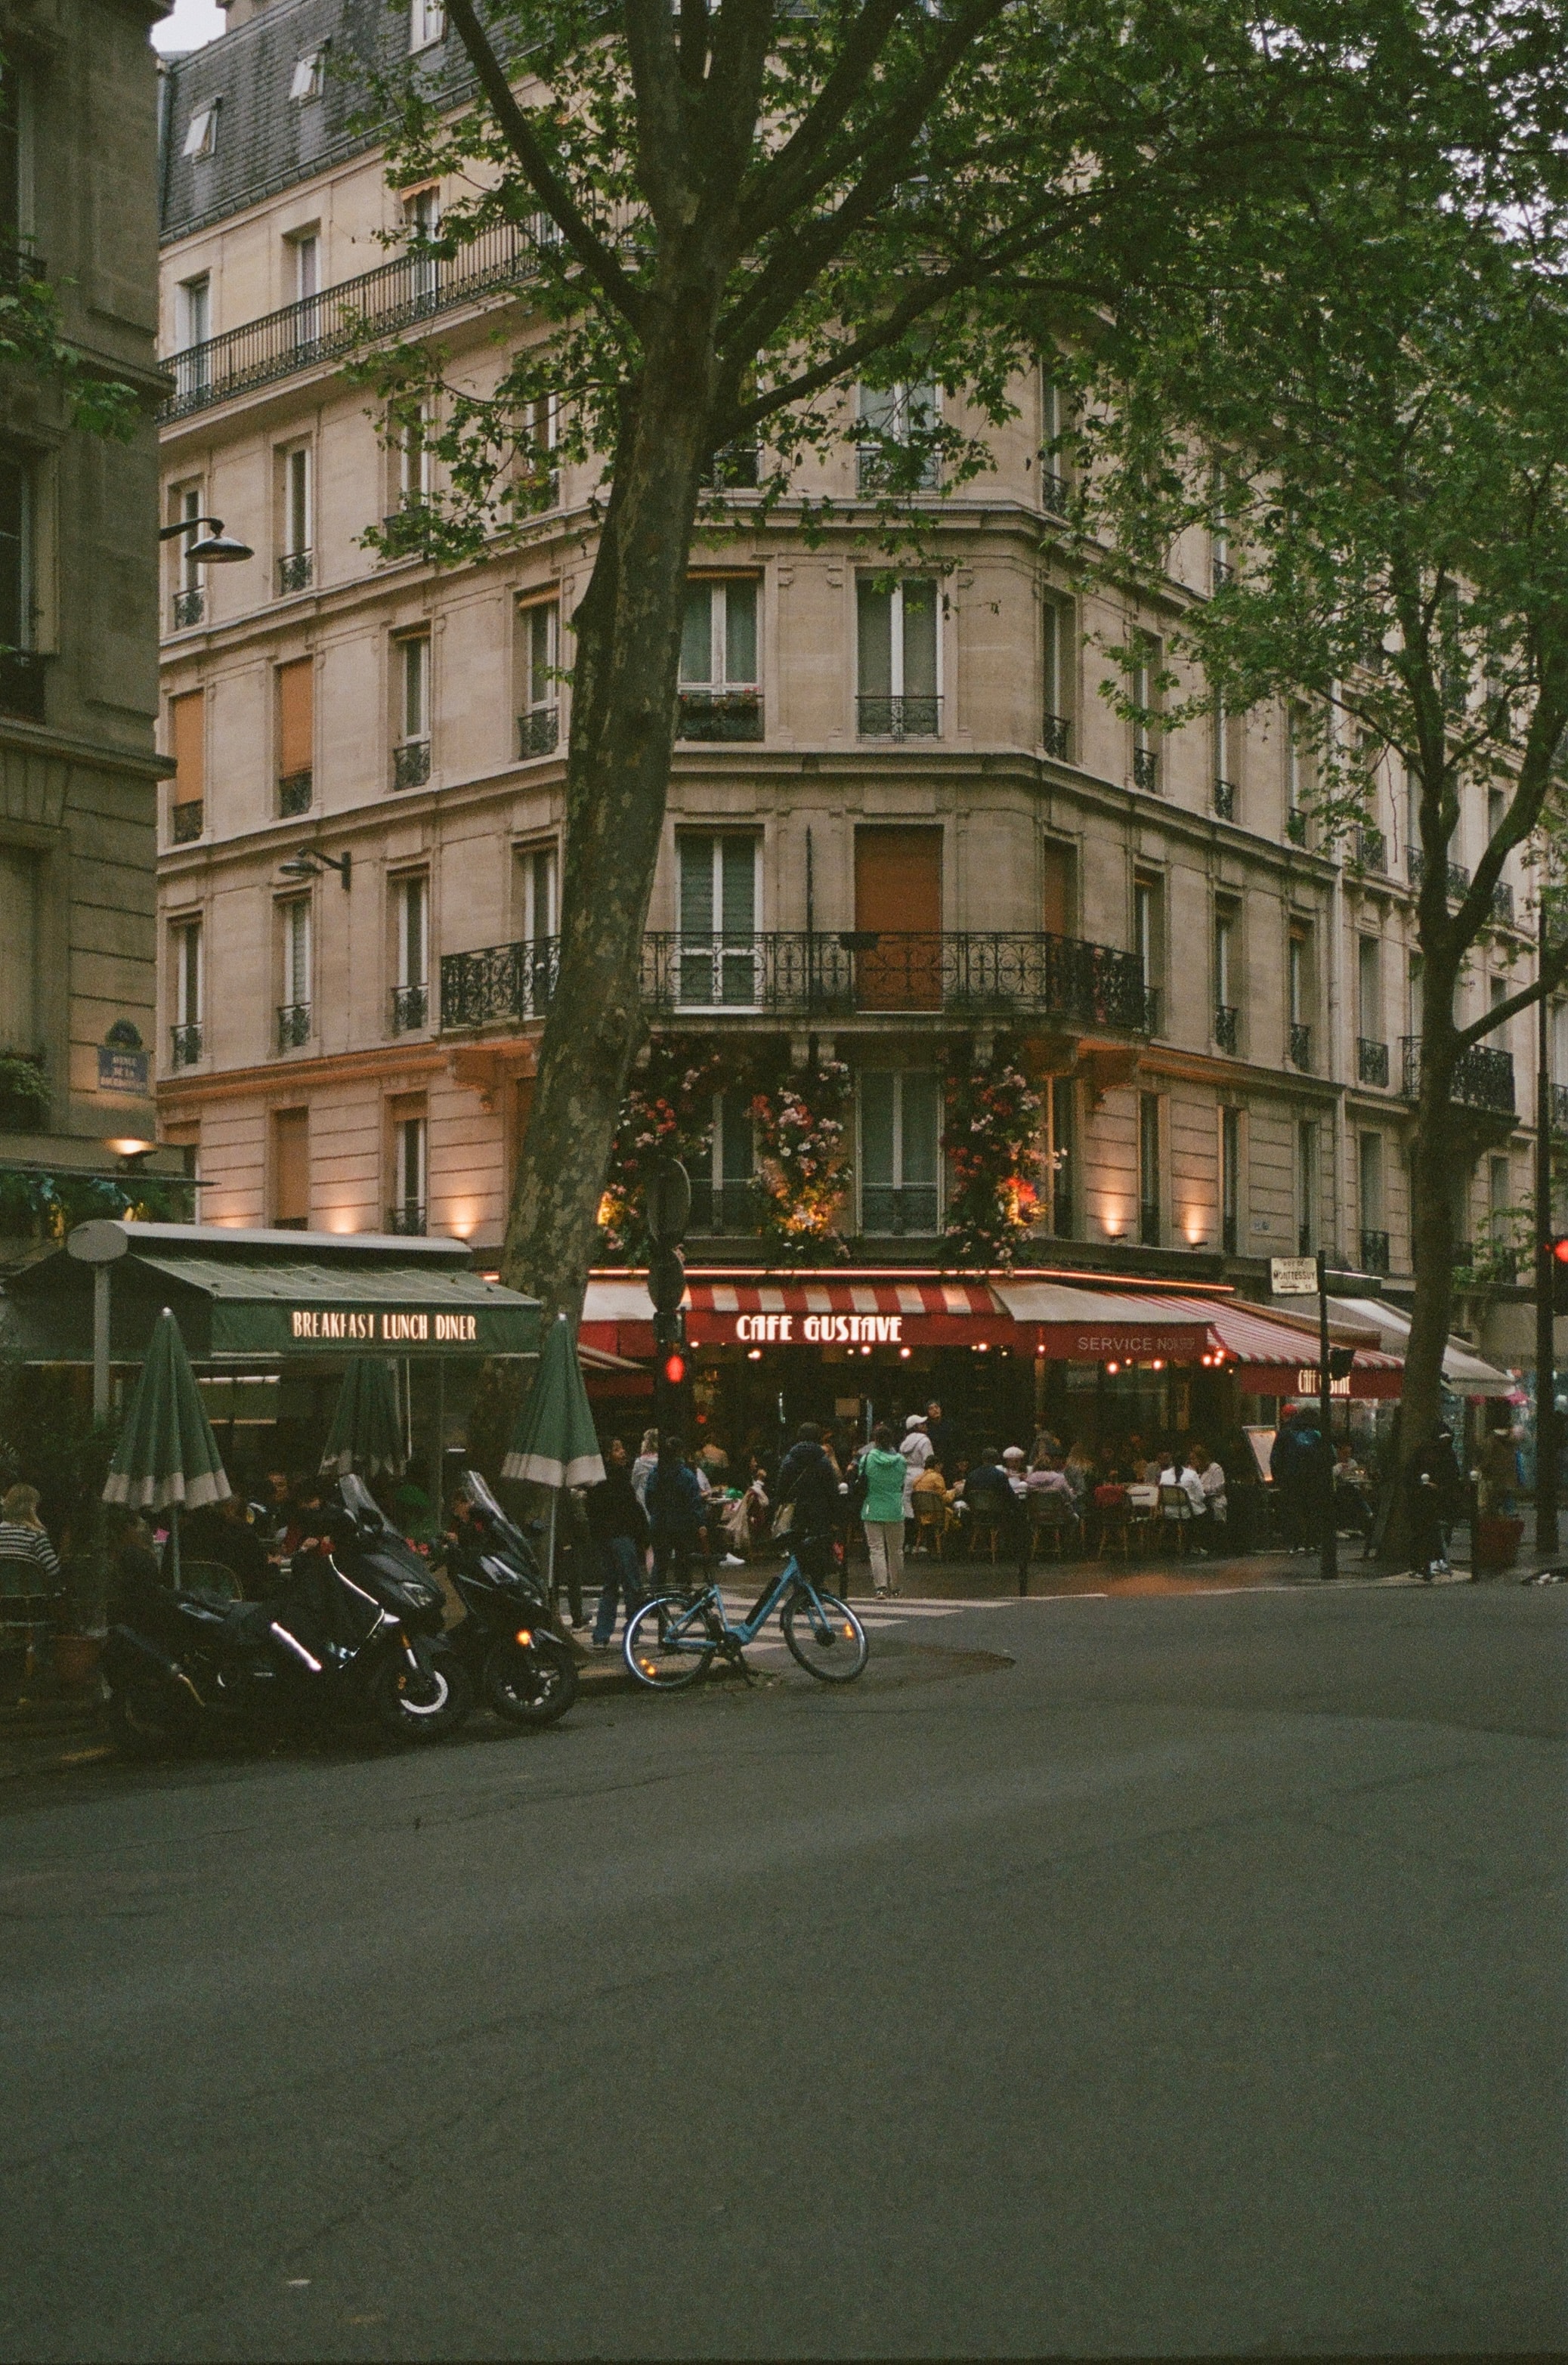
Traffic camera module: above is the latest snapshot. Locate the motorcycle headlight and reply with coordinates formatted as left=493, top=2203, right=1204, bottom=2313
left=514, top=1628, right=533, bottom=1647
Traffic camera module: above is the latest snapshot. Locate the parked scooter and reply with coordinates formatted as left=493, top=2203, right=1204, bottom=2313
left=442, top=1470, right=579, bottom=1730
left=103, top=1473, right=475, bottom=1756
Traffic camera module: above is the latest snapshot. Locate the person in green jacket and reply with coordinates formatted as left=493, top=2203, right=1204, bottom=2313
left=859, top=1422, right=909, bottom=1597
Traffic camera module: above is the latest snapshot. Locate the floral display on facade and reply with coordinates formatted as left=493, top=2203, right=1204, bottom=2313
left=941, top=1043, right=1045, bottom=1267
left=596, top=1036, right=728, bottom=1257
left=750, top=1058, right=855, bottom=1261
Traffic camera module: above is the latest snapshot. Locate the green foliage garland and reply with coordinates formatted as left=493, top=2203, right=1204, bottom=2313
left=941, top=1044, right=1044, bottom=1268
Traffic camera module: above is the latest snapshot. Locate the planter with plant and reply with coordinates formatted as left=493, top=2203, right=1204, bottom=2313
left=942, top=1043, right=1045, bottom=1268
left=750, top=1059, right=854, bottom=1260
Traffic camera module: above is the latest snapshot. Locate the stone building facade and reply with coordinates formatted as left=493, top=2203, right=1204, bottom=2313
left=0, top=0, right=171, bottom=1194
left=153, top=0, right=1542, bottom=1340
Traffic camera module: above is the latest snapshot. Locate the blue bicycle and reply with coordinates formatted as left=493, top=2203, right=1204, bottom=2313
left=623, top=1549, right=869, bottom=1689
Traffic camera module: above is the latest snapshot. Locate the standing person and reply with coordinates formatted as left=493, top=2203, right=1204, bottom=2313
left=1479, top=1422, right=1520, bottom=1518
left=859, top=1423, right=908, bottom=1597
left=925, top=1399, right=960, bottom=1469
left=0, top=1485, right=63, bottom=1631
left=1408, top=1424, right=1462, bottom=1580
left=776, top=1421, right=843, bottom=1536
left=966, top=1445, right=1030, bottom=1587
left=1270, top=1407, right=1325, bottom=1553
left=645, top=1433, right=706, bottom=1597
left=898, top=1413, right=933, bottom=1526
left=630, top=1427, right=660, bottom=1508
left=586, top=1436, right=651, bottom=1649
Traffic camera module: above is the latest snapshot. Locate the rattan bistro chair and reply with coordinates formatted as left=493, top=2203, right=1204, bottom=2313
left=1158, top=1483, right=1195, bottom=1553
left=1028, top=1494, right=1080, bottom=1562
left=912, top=1490, right=948, bottom=1560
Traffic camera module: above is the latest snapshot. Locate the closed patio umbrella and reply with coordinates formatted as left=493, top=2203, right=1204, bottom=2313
left=502, top=1312, right=605, bottom=1607
left=320, top=1357, right=406, bottom=1481
left=103, top=1306, right=230, bottom=1587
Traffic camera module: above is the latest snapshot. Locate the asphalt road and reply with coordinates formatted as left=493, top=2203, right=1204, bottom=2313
left=1, top=1583, right=1563, bottom=2362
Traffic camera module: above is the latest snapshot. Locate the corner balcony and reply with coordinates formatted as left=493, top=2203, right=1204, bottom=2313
left=1401, top=1035, right=1515, bottom=1114
left=441, top=928, right=1155, bottom=1034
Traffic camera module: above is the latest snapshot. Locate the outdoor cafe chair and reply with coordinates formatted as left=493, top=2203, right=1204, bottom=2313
left=1028, top=1494, right=1080, bottom=1561
left=1158, top=1482, right=1195, bottom=1553
left=1090, top=1482, right=1130, bottom=1559
left=912, top=1491, right=948, bottom=1560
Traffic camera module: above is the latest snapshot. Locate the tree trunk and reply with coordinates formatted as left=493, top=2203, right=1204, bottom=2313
left=499, top=339, right=715, bottom=1323
left=1392, top=1003, right=1461, bottom=1563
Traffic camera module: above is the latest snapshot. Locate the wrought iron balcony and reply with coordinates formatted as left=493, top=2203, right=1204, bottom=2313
left=1359, top=1228, right=1391, bottom=1275
left=390, top=983, right=428, bottom=1034
left=855, top=446, right=942, bottom=495
left=1490, top=880, right=1515, bottom=925
left=1214, top=1004, right=1239, bottom=1053
left=1289, top=1021, right=1312, bottom=1069
left=1043, top=712, right=1070, bottom=759
left=1552, top=1082, right=1568, bottom=1133
left=1211, top=555, right=1233, bottom=591
left=278, top=769, right=313, bottom=817
left=172, top=799, right=203, bottom=845
left=858, top=694, right=940, bottom=741
left=0, top=243, right=45, bottom=294
left=170, top=1022, right=203, bottom=1070
left=1285, top=806, right=1307, bottom=846
left=1356, top=1037, right=1390, bottom=1087
left=1455, top=1240, right=1519, bottom=1285
left=1401, top=1034, right=1516, bottom=1114
left=689, top=1177, right=761, bottom=1236
left=1132, top=747, right=1158, bottom=793
left=441, top=926, right=1157, bottom=1033
left=1041, top=470, right=1070, bottom=519
left=386, top=1201, right=428, bottom=1237
left=0, top=648, right=48, bottom=724
left=1409, top=849, right=1471, bottom=900
left=393, top=738, right=431, bottom=790
left=172, top=587, right=204, bottom=630
left=518, top=705, right=559, bottom=758
left=703, top=442, right=760, bottom=490
left=277, top=550, right=313, bottom=596
left=1214, top=777, right=1237, bottom=821
left=678, top=687, right=762, bottom=743
left=277, top=1001, right=311, bottom=1052
left=861, top=1183, right=940, bottom=1238
left=1351, top=824, right=1387, bottom=873
left=159, top=220, right=536, bottom=423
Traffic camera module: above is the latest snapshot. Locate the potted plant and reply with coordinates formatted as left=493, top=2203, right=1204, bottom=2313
left=0, top=1051, right=48, bottom=1136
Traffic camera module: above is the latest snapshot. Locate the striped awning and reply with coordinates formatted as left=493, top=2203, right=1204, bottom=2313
left=580, top=1272, right=999, bottom=1355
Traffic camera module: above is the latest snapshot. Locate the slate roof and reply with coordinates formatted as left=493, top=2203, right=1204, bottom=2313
left=159, top=0, right=493, bottom=245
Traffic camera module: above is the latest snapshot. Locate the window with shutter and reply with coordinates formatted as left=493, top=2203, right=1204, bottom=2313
left=677, top=833, right=758, bottom=1006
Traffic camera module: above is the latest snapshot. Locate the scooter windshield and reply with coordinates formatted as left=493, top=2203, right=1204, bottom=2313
left=459, top=1470, right=532, bottom=1557
left=339, top=1472, right=398, bottom=1532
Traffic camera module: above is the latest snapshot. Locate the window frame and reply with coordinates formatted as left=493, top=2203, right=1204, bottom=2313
left=858, top=1068, right=942, bottom=1237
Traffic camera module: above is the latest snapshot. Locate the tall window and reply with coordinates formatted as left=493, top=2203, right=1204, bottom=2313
left=1042, top=599, right=1070, bottom=754
left=1359, top=1132, right=1387, bottom=1269
left=410, top=0, right=446, bottom=51
left=397, top=399, right=435, bottom=507
left=391, top=1105, right=428, bottom=1233
left=1040, top=376, right=1069, bottom=515
left=172, top=918, right=203, bottom=1068
left=1214, top=907, right=1238, bottom=1049
left=679, top=578, right=760, bottom=740
left=1213, top=696, right=1238, bottom=816
left=856, top=379, right=940, bottom=490
left=861, top=1071, right=940, bottom=1236
left=1138, top=1092, right=1161, bottom=1246
left=277, top=658, right=313, bottom=813
left=289, top=229, right=320, bottom=305
left=515, top=843, right=557, bottom=1016
left=279, top=444, right=311, bottom=593
left=518, top=599, right=558, bottom=755
left=0, top=60, right=21, bottom=255
left=1288, top=928, right=1311, bottom=1065
left=1285, top=704, right=1308, bottom=840
left=518, top=394, right=559, bottom=510
left=0, top=448, right=34, bottom=698
left=391, top=874, right=428, bottom=1032
left=857, top=575, right=939, bottom=738
left=0, top=846, right=39, bottom=1054
left=169, top=689, right=205, bottom=842
left=405, top=187, right=440, bottom=300
left=1130, top=636, right=1161, bottom=790
left=175, top=274, right=210, bottom=403
left=280, top=899, right=311, bottom=1047
left=1048, top=1075, right=1074, bottom=1238
left=677, top=833, right=757, bottom=1006
left=1220, top=1105, right=1240, bottom=1255
left=394, top=635, right=431, bottom=787
left=692, top=1090, right=756, bottom=1235
left=1297, top=1119, right=1317, bottom=1256
left=170, top=482, right=204, bottom=626
left=1357, top=935, right=1384, bottom=1071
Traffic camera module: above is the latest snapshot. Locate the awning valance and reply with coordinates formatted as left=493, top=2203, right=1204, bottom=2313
left=988, top=1279, right=1211, bottom=1362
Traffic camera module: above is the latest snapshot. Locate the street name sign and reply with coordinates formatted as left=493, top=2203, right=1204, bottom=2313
left=1270, top=1256, right=1319, bottom=1297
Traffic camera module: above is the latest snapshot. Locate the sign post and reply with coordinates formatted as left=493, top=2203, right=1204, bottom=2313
left=1273, top=1253, right=1335, bottom=1581
left=645, top=1158, right=690, bottom=1440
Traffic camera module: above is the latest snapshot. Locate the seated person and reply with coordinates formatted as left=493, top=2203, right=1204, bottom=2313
left=1158, top=1451, right=1213, bottom=1547
left=909, top=1458, right=950, bottom=1550
left=1025, top=1455, right=1075, bottom=1504
left=1190, top=1442, right=1228, bottom=1536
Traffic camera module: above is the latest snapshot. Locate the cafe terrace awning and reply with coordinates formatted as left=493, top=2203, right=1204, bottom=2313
left=7, top=1222, right=541, bottom=1364
left=581, top=1273, right=998, bottom=1357
left=1144, top=1292, right=1406, bottom=1399
left=988, top=1279, right=1211, bottom=1362
left=1325, top=1296, right=1518, bottom=1399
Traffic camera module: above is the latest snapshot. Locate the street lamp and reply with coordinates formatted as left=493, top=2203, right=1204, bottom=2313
left=157, top=514, right=254, bottom=564
left=279, top=848, right=351, bottom=890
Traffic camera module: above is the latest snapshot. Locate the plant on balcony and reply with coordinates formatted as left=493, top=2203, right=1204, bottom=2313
left=0, top=1167, right=192, bottom=1243
left=596, top=1035, right=728, bottom=1257
left=940, top=1043, right=1044, bottom=1267
left=750, top=1059, right=853, bottom=1262
left=0, top=1053, right=48, bottom=1135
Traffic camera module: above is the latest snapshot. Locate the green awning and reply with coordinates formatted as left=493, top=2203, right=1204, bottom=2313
left=5, top=1221, right=540, bottom=1364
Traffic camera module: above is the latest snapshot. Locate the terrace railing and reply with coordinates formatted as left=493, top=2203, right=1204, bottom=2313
left=1401, top=1034, right=1516, bottom=1114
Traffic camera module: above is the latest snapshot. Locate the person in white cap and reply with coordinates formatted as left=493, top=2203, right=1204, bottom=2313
left=898, top=1413, right=932, bottom=1523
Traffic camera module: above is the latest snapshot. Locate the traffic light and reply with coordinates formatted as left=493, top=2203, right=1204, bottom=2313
left=660, top=1345, right=688, bottom=1389
left=1548, top=1236, right=1568, bottom=1314
left=1328, top=1346, right=1356, bottom=1381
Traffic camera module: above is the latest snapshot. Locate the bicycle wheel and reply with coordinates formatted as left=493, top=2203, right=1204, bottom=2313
left=624, top=1594, right=719, bottom=1690
left=781, top=1589, right=868, bottom=1683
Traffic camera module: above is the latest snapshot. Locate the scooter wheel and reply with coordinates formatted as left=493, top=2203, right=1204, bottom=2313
left=484, top=1635, right=578, bottom=1730
left=107, top=1680, right=190, bottom=1759
left=372, top=1645, right=475, bottom=1741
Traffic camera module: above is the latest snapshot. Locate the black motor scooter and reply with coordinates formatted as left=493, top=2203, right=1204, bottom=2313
left=103, top=1473, right=475, bottom=1756
left=444, top=1470, right=579, bottom=1730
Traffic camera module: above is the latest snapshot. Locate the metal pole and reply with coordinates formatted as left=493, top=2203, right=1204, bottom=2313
left=1318, top=1247, right=1337, bottom=1581
left=429, top=1359, right=446, bottom=1522
left=93, top=1266, right=111, bottom=1424
left=1537, top=906, right=1559, bottom=1555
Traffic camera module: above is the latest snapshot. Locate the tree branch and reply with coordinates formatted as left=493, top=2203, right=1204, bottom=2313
left=736, top=0, right=910, bottom=243
left=625, top=0, right=696, bottom=231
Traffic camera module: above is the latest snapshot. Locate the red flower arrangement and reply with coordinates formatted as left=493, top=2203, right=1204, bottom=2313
left=597, top=1036, right=727, bottom=1256
left=941, top=1044, right=1044, bottom=1266
left=750, top=1059, right=853, bottom=1260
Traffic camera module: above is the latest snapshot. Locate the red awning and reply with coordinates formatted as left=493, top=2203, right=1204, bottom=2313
left=1144, top=1294, right=1403, bottom=1396
left=686, top=1276, right=997, bottom=1346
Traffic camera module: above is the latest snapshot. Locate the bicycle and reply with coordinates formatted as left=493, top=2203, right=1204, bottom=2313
left=623, top=1547, right=869, bottom=1690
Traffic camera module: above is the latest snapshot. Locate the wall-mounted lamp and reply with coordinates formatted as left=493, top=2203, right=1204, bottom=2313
left=280, top=848, right=352, bottom=890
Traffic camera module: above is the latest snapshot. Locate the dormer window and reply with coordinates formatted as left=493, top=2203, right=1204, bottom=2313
left=410, top=1, right=446, bottom=51
left=290, top=48, right=327, bottom=102
left=183, top=103, right=220, bottom=160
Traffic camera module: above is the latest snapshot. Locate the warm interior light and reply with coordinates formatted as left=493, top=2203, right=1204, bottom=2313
left=1152, top=1358, right=1164, bottom=1371
left=747, top=1347, right=762, bottom=1362
left=1106, top=1359, right=1120, bottom=1375
left=105, top=1137, right=154, bottom=1158
left=898, top=1346, right=911, bottom=1359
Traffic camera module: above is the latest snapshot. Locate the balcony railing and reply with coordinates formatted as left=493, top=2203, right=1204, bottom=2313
left=855, top=447, right=941, bottom=496
left=278, top=769, right=313, bottom=817
left=1351, top=824, right=1387, bottom=873
left=1490, top=880, right=1515, bottom=926
left=1552, top=1082, right=1568, bottom=1133
left=277, top=1001, right=311, bottom=1051
left=689, top=1177, right=760, bottom=1236
left=277, top=550, right=313, bottom=596
left=172, top=799, right=203, bottom=845
left=1455, top=1241, right=1519, bottom=1285
left=1359, top=1228, right=1391, bottom=1275
left=678, top=687, right=763, bottom=743
left=441, top=926, right=1157, bottom=1033
left=1213, top=778, right=1238, bottom=821
left=1132, top=747, right=1158, bottom=792
left=1289, top=1021, right=1312, bottom=1069
left=703, top=442, right=760, bottom=490
left=1043, top=713, right=1070, bottom=759
left=0, top=648, right=48, bottom=724
left=1214, top=1004, right=1239, bottom=1053
left=0, top=244, right=45, bottom=295
left=172, top=588, right=204, bottom=630
left=386, top=1201, right=428, bottom=1236
left=1356, top=1036, right=1390, bottom=1087
left=518, top=706, right=559, bottom=758
left=1402, top=1034, right=1516, bottom=1114
left=390, top=983, right=428, bottom=1034
left=1409, top=850, right=1471, bottom=900
left=1285, top=806, right=1307, bottom=846
left=861, top=1183, right=940, bottom=1238
left=170, top=1022, right=203, bottom=1070
left=858, top=694, right=940, bottom=740
left=394, top=738, right=431, bottom=790
left=1041, top=471, right=1070, bottom=519
left=159, top=220, right=536, bottom=423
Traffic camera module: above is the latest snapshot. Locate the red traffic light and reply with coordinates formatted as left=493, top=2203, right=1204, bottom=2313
left=1553, top=1238, right=1568, bottom=1264
left=660, top=1349, right=687, bottom=1387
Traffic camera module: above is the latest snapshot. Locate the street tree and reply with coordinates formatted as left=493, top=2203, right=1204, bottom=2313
left=1072, top=165, right=1568, bottom=1516
left=353, top=0, right=1427, bottom=1321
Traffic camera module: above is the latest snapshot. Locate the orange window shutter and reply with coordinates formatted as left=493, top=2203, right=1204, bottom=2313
left=171, top=692, right=205, bottom=806
left=277, top=660, right=313, bottom=778
left=274, top=1109, right=309, bottom=1223
left=1041, top=843, right=1071, bottom=937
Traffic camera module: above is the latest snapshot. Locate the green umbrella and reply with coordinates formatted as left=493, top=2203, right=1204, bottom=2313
left=320, top=1357, right=406, bottom=1480
left=103, top=1306, right=230, bottom=1587
left=502, top=1314, right=605, bottom=1609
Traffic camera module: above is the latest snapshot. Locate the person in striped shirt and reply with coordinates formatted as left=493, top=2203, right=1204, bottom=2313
left=0, top=1485, right=63, bottom=1604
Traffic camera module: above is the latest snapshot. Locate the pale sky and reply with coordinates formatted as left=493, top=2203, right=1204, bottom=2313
left=152, top=0, right=226, bottom=55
